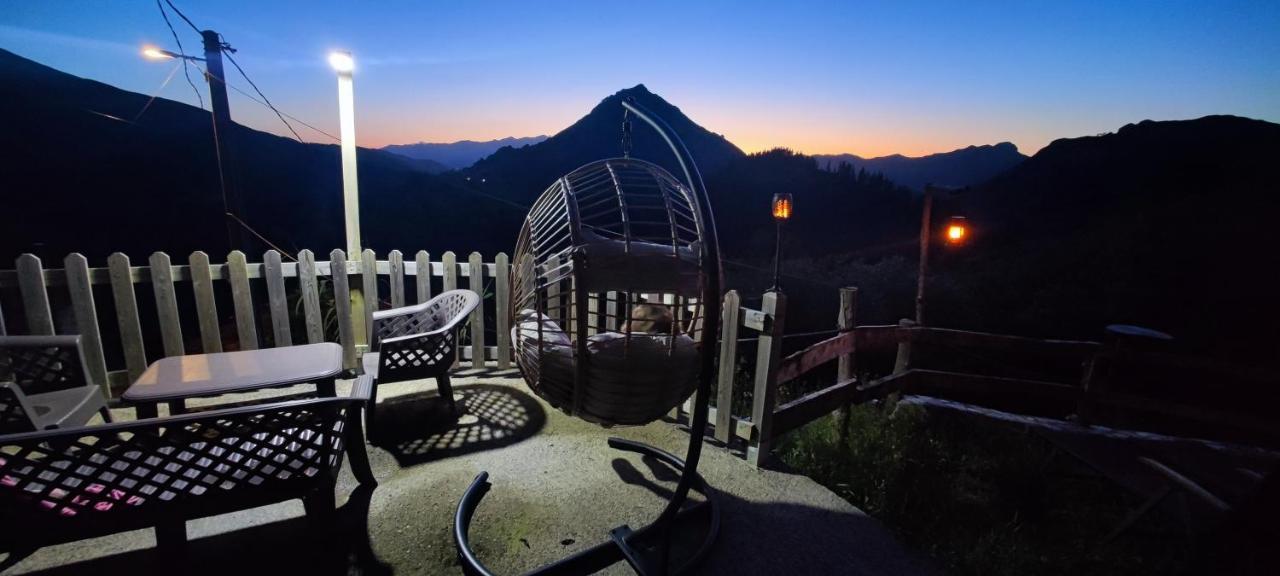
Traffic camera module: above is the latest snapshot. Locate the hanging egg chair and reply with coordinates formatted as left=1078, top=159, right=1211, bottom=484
left=455, top=98, right=724, bottom=576
left=509, top=156, right=708, bottom=426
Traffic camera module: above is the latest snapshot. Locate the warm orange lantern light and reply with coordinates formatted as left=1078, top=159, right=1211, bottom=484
left=945, top=216, right=968, bottom=245
left=772, top=193, right=793, bottom=221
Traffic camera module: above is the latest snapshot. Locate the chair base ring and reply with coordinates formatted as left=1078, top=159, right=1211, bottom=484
left=453, top=437, right=720, bottom=576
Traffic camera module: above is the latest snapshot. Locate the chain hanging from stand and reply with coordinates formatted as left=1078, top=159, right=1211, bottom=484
left=621, top=109, right=633, bottom=158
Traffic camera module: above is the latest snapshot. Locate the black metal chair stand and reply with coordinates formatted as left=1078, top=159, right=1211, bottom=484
left=454, top=431, right=721, bottom=576
left=452, top=97, right=724, bottom=576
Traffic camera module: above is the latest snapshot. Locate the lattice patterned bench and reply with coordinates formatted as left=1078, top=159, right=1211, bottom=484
left=0, top=375, right=373, bottom=554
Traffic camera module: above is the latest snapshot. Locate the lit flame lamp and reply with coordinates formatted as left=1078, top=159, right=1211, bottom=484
left=772, top=193, right=793, bottom=221
left=946, top=216, right=968, bottom=245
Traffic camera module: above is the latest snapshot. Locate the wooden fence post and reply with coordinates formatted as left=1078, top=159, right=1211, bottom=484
left=107, top=253, right=147, bottom=381
left=226, top=251, right=258, bottom=350
left=388, top=250, right=405, bottom=308
left=495, top=253, right=511, bottom=370
left=415, top=251, right=432, bottom=304
left=65, top=253, right=109, bottom=395
left=149, top=252, right=184, bottom=357
left=747, top=290, right=787, bottom=467
left=16, top=254, right=54, bottom=335
left=715, top=290, right=742, bottom=444
left=297, top=250, right=324, bottom=344
left=893, top=318, right=916, bottom=374
left=189, top=251, right=223, bottom=353
left=263, top=250, right=292, bottom=348
left=468, top=252, right=486, bottom=368
left=330, top=249, right=357, bottom=370
left=361, top=249, right=378, bottom=348
left=836, top=287, right=858, bottom=437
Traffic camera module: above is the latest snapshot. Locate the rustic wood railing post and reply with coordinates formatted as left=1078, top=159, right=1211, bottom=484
left=297, top=250, right=324, bottom=344
left=747, top=290, right=787, bottom=467
left=893, top=318, right=916, bottom=374
left=836, top=287, right=858, bottom=438
left=714, top=290, right=742, bottom=444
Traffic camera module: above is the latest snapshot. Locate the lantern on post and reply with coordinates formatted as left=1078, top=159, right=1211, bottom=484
left=771, top=193, right=793, bottom=291
left=945, top=216, right=969, bottom=245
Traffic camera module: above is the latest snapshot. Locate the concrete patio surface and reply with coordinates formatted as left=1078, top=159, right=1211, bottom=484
left=2, top=368, right=935, bottom=575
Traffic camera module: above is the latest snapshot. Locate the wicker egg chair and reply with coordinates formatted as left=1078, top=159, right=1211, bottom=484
left=509, top=156, right=708, bottom=427
left=455, top=98, right=724, bottom=576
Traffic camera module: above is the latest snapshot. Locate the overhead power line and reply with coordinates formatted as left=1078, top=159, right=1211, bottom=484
left=222, top=48, right=305, bottom=143
left=155, top=0, right=203, bottom=109
left=163, top=0, right=201, bottom=34
left=222, top=79, right=340, bottom=142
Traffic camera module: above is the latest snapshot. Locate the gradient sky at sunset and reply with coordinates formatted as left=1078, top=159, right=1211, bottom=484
left=2, top=0, right=1277, bottom=157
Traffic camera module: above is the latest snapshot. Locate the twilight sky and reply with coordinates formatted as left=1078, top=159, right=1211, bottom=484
left=2, top=0, right=1277, bottom=157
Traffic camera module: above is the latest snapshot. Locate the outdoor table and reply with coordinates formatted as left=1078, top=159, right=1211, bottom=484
left=123, top=343, right=344, bottom=419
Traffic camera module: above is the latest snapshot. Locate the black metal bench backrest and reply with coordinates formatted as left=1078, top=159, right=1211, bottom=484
left=0, top=395, right=359, bottom=545
left=0, top=335, right=89, bottom=396
left=373, top=290, right=480, bottom=383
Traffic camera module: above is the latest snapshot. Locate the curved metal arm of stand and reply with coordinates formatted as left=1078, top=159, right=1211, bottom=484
left=453, top=440, right=720, bottom=576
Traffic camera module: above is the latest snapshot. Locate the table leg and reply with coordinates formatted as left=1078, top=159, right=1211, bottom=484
left=167, top=400, right=186, bottom=415
left=318, top=377, right=336, bottom=397
left=136, top=403, right=159, bottom=420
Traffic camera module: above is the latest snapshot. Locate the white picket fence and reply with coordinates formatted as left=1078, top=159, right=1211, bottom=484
left=0, top=249, right=512, bottom=397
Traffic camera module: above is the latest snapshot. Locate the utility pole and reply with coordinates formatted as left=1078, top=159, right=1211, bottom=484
left=915, top=186, right=933, bottom=325
left=201, top=30, right=249, bottom=253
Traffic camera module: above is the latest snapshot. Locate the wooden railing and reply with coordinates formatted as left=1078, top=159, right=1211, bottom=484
left=745, top=298, right=1280, bottom=458
left=0, top=249, right=513, bottom=397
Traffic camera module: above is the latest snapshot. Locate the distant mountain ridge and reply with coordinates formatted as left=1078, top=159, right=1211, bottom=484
left=814, top=142, right=1027, bottom=191
left=467, top=84, right=746, bottom=205
left=382, top=136, right=548, bottom=170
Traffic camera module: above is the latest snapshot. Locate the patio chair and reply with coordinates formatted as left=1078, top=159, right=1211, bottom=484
left=0, top=375, right=374, bottom=557
left=0, top=335, right=112, bottom=434
left=362, top=289, right=481, bottom=432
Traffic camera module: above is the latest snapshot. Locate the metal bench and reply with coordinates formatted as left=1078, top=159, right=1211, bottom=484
left=0, top=375, right=373, bottom=556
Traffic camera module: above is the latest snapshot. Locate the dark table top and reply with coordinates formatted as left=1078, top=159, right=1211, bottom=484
left=122, top=343, right=343, bottom=403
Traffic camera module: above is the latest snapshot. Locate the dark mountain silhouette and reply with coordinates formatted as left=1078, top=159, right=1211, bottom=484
left=383, top=136, right=548, bottom=170
left=0, top=47, right=523, bottom=263
left=813, top=142, right=1027, bottom=191
left=939, top=115, right=1280, bottom=358
left=466, top=84, right=746, bottom=205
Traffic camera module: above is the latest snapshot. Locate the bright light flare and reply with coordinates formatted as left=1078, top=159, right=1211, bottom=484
left=946, top=216, right=968, bottom=245
left=329, top=51, right=355, bottom=73
left=772, top=193, right=793, bottom=221
left=142, top=46, right=174, bottom=60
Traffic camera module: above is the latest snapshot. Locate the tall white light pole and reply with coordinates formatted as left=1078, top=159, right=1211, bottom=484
left=330, top=50, right=366, bottom=347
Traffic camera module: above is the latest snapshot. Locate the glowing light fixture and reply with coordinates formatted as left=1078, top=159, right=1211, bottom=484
left=946, top=216, right=968, bottom=245
left=771, top=193, right=792, bottom=290
left=328, top=51, right=355, bottom=73
left=772, top=193, right=793, bottom=221
left=142, top=46, right=175, bottom=60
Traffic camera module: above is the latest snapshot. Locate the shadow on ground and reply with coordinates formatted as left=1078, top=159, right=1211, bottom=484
left=371, top=383, right=547, bottom=467
left=7, top=485, right=391, bottom=576
left=593, top=455, right=938, bottom=575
